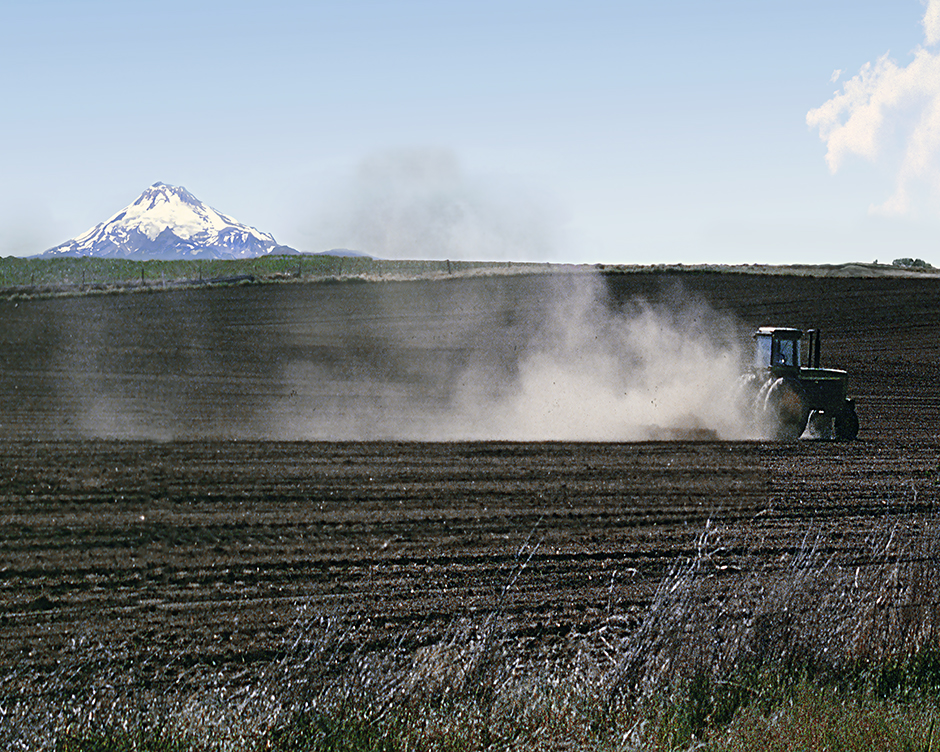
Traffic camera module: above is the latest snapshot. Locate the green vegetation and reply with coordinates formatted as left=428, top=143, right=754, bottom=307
left=892, top=257, right=934, bottom=269
left=0, top=256, right=541, bottom=295
left=56, top=727, right=202, bottom=752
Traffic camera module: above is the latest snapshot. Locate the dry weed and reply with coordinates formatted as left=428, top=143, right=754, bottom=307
left=3, top=512, right=940, bottom=750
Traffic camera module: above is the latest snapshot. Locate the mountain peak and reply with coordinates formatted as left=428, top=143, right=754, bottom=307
left=40, top=183, right=288, bottom=260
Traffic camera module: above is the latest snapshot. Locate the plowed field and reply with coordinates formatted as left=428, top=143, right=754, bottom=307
left=1, top=269, right=939, bottom=697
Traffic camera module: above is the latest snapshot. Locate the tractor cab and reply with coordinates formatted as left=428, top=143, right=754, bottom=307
left=753, top=327, right=802, bottom=372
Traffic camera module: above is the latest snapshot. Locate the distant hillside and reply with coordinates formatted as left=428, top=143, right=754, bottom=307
left=0, top=255, right=520, bottom=296
left=1, top=257, right=937, bottom=300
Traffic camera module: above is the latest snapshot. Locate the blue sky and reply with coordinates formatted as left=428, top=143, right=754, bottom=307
left=2, top=0, right=938, bottom=265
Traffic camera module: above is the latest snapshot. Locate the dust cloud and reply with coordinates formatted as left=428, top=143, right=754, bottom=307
left=457, top=279, right=753, bottom=441
left=272, top=274, right=754, bottom=442
left=0, top=273, right=754, bottom=442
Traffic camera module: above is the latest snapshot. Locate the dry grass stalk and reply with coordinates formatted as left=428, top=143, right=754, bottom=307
left=3, top=512, right=940, bottom=750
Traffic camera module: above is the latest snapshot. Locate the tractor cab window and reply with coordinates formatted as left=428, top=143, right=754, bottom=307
left=754, top=335, right=772, bottom=368
left=755, top=334, right=800, bottom=368
left=772, top=338, right=799, bottom=367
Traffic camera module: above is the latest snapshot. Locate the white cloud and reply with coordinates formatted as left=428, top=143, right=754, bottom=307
left=829, top=69, right=842, bottom=83
left=807, top=4, right=940, bottom=214
left=924, top=0, right=940, bottom=45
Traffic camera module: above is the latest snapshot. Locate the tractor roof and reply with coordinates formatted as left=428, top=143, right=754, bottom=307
left=755, top=327, right=802, bottom=339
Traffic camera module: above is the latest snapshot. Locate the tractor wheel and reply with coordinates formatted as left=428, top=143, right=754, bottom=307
left=763, top=377, right=810, bottom=440
left=835, top=400, right=859, bottom=441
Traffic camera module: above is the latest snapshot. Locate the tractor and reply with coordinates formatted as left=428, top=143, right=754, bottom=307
left=741, top=327, right=859, bottom=441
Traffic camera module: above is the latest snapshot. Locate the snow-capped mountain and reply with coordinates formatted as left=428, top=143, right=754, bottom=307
left=41, top=183, right=297, bottom=259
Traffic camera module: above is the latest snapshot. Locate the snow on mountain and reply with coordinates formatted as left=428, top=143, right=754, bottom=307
left=41, top=183, right=297, bottom=259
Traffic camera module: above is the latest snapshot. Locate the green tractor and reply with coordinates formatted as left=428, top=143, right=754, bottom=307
left=742, top=327, right=859, bottom=441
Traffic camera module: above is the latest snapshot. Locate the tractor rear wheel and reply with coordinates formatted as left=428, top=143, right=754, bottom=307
left=835, top=400, right=859, bottom=441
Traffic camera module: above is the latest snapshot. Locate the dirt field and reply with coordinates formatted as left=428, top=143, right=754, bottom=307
left=1, top=269, right=939, bottom=699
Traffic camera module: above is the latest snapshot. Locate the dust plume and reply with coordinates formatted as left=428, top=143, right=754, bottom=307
left=2, top=272, right=753, bottom=442
left=272, top=273, right=753, bottom=441
left=456, top=278, right=752, bottom=441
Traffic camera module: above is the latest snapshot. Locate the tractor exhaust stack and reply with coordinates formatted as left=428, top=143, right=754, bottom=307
left=806, top=329, right=821, bottom=369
